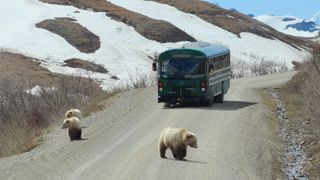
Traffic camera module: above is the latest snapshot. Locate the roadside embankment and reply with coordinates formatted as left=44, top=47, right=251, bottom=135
left=277, top=49, right=320, bottom=179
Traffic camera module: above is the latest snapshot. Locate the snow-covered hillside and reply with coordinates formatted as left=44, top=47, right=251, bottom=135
left=0, top=0, right=309, bottom=90
left=255, top=15, right=320, bottom=38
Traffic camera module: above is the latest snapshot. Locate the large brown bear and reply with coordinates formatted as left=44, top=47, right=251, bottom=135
left=158, top=127, right=198, bottom=160
left=62, top=117, right=82, bottom=141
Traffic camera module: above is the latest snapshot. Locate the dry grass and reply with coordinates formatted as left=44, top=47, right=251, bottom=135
left=258, top=89, right=286, bottom=179
left=80, top=91, right=117, bottom=117
left=0, top=69, right=153, bottom=157
left=0, top=51, right=118, bottom=157
left=64, top=58, right=108, bottom=74
left=280, top=47, right=320, bottom=179
left=0, top=76, right=100, bottom=158
left=232, top=58, right=289, bottom=78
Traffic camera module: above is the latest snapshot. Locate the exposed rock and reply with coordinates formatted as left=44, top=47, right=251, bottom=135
left=64, top=58, right=108, bottom=74
left=110, top=75, right=119, bottom=80
left=36, top=18, right=101, bottom=53
left=39, top=0, right=195, bottom=43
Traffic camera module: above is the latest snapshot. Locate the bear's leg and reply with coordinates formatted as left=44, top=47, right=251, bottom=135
left=75, top=129, right=82, bottom=140
left=170, top=147, right=177, bottom=159
left=174, top=146, right=186, bottom=160
left=68, top=128, right=82, bottom=141
left=159, top=142, right=167, bottom=158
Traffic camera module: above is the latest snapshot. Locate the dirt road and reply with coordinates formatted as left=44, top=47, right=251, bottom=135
left=0, top=72, right=294, bottom=180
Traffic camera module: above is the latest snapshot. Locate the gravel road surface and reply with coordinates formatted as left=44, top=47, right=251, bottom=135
left=0, top=72, right=294, bottom=180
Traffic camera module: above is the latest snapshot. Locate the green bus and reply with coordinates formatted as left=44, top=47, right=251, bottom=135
left=153, top=42, right=231, bottom=107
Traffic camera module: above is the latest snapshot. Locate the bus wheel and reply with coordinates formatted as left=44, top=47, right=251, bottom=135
left=216, top=94, right=224, bottom=103
left=204, top=96, right=213, bottom=106
left=216, top=91, right=224, bottom=103
left=163, top=102, right=171, bottom=108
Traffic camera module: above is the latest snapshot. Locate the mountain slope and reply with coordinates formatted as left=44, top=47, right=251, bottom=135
left=107, top=0, right=309, bottom=63
left=0, top=0, right=313, bottom=90
left=39, top=0, right=195, bottom=43
left=145, top=0, right=313, bottom=49
left=255, top=15, right=320, bottom=38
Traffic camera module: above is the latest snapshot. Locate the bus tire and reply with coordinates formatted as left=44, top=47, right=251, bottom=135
left=217, top=94, right=224, bottom=103
left=163, top=102, right=171, bottom=108
left=204, top=96, right=213, bottom=106
left=217, top=90, right=224, bottom=103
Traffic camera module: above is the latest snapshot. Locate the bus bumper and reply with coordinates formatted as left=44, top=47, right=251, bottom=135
left=158, top=96, right=206, bottom=104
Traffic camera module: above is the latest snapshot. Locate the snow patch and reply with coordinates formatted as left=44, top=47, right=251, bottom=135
left=311, top=12, right=320, bottom=25
left=25, top=85, right=56, bottom=96
left=107, top=0, right=308, bottom=66
left=0, top=0, right=309, bottom=90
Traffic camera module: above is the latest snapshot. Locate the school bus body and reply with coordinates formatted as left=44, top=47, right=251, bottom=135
left=156, top=43, right=231, bottom=106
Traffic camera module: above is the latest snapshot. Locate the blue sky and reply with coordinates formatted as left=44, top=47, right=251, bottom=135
left=205, top=0, right=320, bottom=19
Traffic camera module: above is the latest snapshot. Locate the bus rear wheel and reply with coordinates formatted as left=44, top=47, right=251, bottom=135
left=215, top=86, right=224, bottom=103
left=204, top=96, right=213, bottom=106
left=216, top=92, right=224, bottom=103
left=163, top=102, right=171, bottom=108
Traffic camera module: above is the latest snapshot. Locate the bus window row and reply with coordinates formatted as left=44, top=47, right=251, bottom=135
left=208, top=55, right=230, bottom=73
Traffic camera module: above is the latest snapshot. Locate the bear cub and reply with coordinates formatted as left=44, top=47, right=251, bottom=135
left=65, top=109, right=82, bottom=120
left=62, top=117, right=82, bottom=141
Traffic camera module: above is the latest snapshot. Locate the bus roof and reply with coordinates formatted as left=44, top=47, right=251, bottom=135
left=159, top=43, right=230, bottom=60
left=185, top=43, right=230, bottom=58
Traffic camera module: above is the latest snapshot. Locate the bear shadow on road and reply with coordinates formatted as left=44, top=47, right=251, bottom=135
left=163, top=101, right=257, bottom=111
left=165, top=158, right=208, bottom=164
left=71, top=138, right=89, bottom=142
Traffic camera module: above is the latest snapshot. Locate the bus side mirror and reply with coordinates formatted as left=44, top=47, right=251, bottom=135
left=152, top=62, right=157, bottom=71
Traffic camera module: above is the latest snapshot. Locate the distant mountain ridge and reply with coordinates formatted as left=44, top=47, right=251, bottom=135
left=311, top=12, right=320, bottom=25
left=255, top=15, right=320, bottom=38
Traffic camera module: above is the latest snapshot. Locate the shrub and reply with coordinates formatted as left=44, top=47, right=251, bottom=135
left=0, top=76, right=100, bottom=157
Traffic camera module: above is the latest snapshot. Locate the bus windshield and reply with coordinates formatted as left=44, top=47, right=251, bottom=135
left=160, top=59, right=205, bottom=78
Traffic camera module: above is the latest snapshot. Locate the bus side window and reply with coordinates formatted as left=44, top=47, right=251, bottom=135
left=214, top=57, right=218, bottom=70
left=209, top=64, right=214, bottom=73
left=222, top=56, right=226, bottom=68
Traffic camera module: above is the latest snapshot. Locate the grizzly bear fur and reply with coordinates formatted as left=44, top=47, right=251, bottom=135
left=65, top=109, right=82, bottom=120
left=62, top=117, right=82, bottom=141
left=158, top=127, right=198, bottom=160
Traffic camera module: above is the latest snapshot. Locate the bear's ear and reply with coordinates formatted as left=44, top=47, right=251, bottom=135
left=186, top=133, right=193, bottom=139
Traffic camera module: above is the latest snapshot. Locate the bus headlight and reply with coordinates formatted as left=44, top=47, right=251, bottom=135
left=159, top=88, right=163, bottom=92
